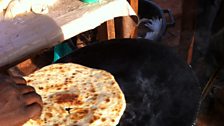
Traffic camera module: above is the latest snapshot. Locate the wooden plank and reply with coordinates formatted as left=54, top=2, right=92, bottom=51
left=0, top=0, right=137, bottom=69
left=96, top=19, right=115, bottom=41
left=0, top=14, right=64, bottom=70
left=128, top=0, right=138, bottom=14
left=107, top=19, right=116, bottom=40
left=115, top=16, right=138, bottom=38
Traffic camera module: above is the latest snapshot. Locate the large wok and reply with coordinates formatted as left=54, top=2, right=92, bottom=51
left=57, top=39, right=201, bottom=126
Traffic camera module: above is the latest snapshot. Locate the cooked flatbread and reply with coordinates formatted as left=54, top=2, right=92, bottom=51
left=23, top=63, right=126, bottom=126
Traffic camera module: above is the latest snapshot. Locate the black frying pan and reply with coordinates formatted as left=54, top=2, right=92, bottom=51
left=57, top=39, right=201, bottom=126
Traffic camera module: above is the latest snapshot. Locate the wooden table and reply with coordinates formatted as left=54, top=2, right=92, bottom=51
left=0, top=0, right=138, bottom=70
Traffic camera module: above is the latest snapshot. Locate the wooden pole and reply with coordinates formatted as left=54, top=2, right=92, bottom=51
left=179, top=0, right=197, bottom=60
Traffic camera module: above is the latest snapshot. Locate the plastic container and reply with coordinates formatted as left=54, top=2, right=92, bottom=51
left=81, top=0, right=98, bottom=4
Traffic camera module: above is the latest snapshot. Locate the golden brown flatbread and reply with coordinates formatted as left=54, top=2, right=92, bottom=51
left=23, top=63, right=126, bottom=126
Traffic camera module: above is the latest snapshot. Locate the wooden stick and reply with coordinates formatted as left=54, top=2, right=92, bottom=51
left=96, top=19, right=115, bottom=41
left=201, top=65, right=223, bottom=101
left=186, top=32, right=195, bottom=65
left=179, top=0, right=197, bottom=59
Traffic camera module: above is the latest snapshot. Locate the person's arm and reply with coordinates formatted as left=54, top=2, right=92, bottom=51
left=0, top=74, right=43, bottom=126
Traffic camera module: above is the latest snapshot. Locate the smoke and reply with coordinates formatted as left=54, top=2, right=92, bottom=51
left=117, top=70, right=172, bottom=126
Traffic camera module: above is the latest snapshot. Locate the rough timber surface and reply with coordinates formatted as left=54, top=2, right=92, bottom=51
left=47, top=0, right=136, bottom=38
left=0, top=0, right=136, bottom=68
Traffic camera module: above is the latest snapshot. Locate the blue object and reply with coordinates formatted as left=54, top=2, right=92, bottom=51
left=53, top=43, right=73, bottom=62
left=81, top=0, right=98, bottom=3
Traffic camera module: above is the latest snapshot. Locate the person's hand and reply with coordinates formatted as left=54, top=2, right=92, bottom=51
left=0, top=75, right=43, bottom=126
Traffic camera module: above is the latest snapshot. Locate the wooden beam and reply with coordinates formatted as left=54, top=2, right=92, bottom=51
left=128, top=0, right=138, bottom=14
left=0, top=0, right=137, bottom=69
left=178, top=0, right=197, bottom=60
left=0, top=14, right=64, bottom=70
left=97, top=19, right=115, bottom=41
left=115, top=16, right=138, bottom=38
left=107, top=20, right=116, bottom=40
